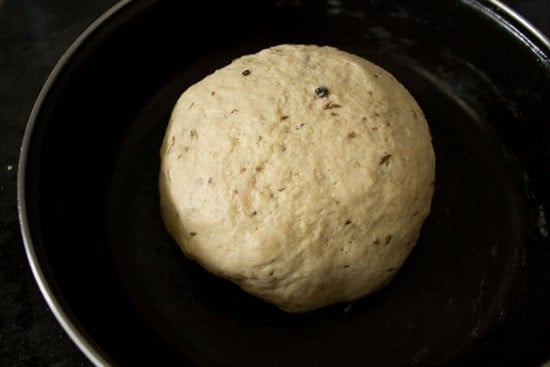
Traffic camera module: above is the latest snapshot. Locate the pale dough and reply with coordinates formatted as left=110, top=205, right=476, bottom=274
left=159, top=44, right=435, bottom=312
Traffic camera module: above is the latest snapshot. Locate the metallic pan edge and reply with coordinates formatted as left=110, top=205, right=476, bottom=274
left=17, top=2, right=132, bottom=366
left=484, top=0, right=550, bottom=60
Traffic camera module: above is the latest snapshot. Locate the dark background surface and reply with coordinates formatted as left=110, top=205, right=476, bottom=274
left=0, top=1, right=548, bottom=366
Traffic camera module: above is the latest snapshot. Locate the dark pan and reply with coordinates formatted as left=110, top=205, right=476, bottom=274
left=18, top=0, right=550, bottom=365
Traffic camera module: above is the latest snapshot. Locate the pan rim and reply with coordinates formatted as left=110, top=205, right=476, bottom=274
left=16, top=1, right=550, bottom=366
left=17, top=2, right=133, bottom=366
left=480, top=0, right=550, bottom=60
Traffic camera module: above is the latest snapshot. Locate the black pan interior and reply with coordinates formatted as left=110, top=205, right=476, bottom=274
left=22, top=0, right=550, bottom=365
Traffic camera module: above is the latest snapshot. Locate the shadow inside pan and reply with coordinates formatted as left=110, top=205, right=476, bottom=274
left=23, top=0, right=550, bottom=366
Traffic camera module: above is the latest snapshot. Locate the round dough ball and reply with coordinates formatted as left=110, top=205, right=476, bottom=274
left=159, top=44, right=435, bottom=313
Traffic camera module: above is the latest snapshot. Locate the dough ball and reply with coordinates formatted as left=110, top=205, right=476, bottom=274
left=159, top=44, right=435, bottom=312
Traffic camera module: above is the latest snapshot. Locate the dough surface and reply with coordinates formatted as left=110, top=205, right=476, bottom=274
left=159, top=44, right=435, bottom=312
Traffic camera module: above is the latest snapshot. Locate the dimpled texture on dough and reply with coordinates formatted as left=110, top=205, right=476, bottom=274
left=159, top=44, right=435, bottom=313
